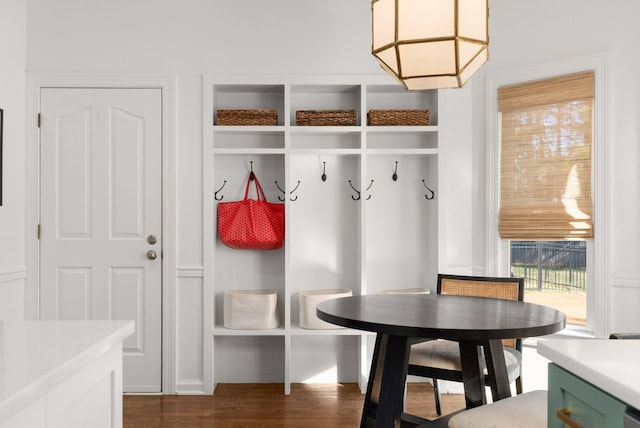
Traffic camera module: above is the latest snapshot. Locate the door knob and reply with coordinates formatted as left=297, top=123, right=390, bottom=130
left=147, top=235, right=157, bottom=245
left=147, top=250, right=157, bottom=260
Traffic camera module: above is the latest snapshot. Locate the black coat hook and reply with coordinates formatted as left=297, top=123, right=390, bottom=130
left=348, top=180, right=360, bottom=200
left=249, top=161, right=255, bottom=181
left=321, top=162, right=327, bottom=182
left=422, top=180, right=435, bottom=200
left=214, top=180, right=227, bottom=201
left=275, top=181, right=286, bottom=201
left=290, top=181, right=301, bottom=201
left=365, top=180, right=374, bottom=200
left=392, top=161, right=399, bottom=181
left=275, top=180, right=301, bottom=201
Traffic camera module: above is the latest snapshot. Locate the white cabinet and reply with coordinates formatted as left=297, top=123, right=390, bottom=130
left=0, top=321, right=133, bottom=428
left=203, top=76, right=439, bottom=394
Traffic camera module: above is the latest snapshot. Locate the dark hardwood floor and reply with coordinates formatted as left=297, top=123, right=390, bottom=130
left=123, top=383, right=465, bottom=427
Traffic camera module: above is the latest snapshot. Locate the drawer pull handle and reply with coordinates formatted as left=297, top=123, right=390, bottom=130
left=556, top=407, right=583, bottom=428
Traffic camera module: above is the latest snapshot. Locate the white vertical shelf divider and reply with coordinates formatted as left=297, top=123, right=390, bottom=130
left=359, top=83, right=370, bottom=393
left=283, top=82, right=292, bottom=395
left=202, top=78, right=215, bottom=394
left=203, top=75, right=438, bottom=395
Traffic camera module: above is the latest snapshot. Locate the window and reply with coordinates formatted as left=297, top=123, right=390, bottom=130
left=488, top=56, right=608, bottom=336
left=511, top=240, right=586, bottom=326
left=497, top=71, right=593, bottom=328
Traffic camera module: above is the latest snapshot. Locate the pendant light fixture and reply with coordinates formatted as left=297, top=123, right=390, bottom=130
left=372, top=0, right=489, bottom=90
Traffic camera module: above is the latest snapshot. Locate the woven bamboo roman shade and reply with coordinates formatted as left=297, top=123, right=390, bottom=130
left=498, top=71, right=594, bottom=240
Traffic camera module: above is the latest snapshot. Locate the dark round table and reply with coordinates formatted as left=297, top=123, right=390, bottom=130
left=317, top=293, right=565, bottom=428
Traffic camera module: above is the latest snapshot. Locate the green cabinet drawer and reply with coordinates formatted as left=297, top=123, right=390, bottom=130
left=548, top=363, right=628, bottom=427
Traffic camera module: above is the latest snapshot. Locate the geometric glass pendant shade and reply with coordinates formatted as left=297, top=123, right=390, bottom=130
left=372, top=0, right=489, bottom=90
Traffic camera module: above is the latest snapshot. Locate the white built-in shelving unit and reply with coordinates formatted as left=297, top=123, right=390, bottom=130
left=203, top=75, right=439, bottom=394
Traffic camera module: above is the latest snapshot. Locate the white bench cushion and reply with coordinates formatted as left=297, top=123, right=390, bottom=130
left=448, top=390, right=547, bottom=428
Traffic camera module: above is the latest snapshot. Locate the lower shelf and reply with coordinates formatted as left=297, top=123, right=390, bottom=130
left=214, top=336, right=285, bottom=384
left=213, top=326, right=286, bottom=336
left=212, top=326, right=369, bottom=336
left=212, top=333, right=366, bottom=392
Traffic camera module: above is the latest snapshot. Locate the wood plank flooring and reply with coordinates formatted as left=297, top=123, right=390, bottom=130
left=123, top=383, right=465, bottom=427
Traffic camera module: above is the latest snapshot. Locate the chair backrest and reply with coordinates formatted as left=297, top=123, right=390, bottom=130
left=437, top=274, right=525, bottom=350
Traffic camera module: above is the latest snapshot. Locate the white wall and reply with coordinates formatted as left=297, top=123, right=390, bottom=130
left=0, top=0, right=27, bottom=320
left=22, top=0, right=640, bottom=391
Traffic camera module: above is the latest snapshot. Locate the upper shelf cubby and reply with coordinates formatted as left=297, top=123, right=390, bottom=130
left=290, top=84, right=361, bottom=127
left=213, top=84, right=286, bottom=126
left=365, top=84, right=438, bottom=127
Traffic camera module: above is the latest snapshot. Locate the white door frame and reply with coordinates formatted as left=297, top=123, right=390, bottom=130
left=26, top=73, right=177, bottom=394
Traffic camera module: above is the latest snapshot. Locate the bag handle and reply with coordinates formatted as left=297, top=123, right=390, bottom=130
left=243, top=171, right=268, bottom=202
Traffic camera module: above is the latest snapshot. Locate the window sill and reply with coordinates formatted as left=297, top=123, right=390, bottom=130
left=523, top=326, right=595, bottom=349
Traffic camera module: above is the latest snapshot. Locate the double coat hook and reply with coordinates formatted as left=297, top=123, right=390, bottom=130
left=348, top=179, right=374, bottom=200
left=275, top=180, right=301, bottom=201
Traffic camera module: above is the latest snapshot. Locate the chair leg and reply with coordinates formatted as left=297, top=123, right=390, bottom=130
left=516, top=375, right=523, bottom=395
left=433, top=378, right=442, bottom=416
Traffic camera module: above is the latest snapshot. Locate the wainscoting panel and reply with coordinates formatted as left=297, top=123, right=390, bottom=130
left=0, top=266, right=28, bottom=319
left=176, top=267, right=205, bottom=394
left=610, top=275, right=640, bottom=335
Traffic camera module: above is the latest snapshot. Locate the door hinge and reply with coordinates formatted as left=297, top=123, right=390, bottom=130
left=37, top=224, right=41, bottom=240
left=37, top=113, right=41, bottom=128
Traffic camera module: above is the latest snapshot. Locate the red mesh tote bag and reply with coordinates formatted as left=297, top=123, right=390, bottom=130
left=218, top=172, right=285, bottom=250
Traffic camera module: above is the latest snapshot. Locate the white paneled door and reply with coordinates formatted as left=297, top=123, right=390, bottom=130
left=39, top=88, right=162, bottom=392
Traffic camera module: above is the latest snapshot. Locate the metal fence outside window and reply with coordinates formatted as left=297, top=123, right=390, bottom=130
left=510, top=241, right=587, bottom=292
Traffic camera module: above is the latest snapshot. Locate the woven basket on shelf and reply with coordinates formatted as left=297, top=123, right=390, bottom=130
left=367, top=109, right=430, bottom=126
left=216, top=109, right=278, bottom=126
left=296, top=110, right=356, bottom=126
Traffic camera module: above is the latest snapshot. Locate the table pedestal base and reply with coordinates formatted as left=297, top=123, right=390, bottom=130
left=360, top=335, right=513, bottom=428
left=361, top=334, right=411, bottom=427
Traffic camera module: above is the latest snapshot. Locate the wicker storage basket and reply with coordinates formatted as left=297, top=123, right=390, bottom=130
left=216, top=109, right=277, bottom=126
left=296, top=110, right=357, bottom=126
left=367, top=109, right=430, bottom=126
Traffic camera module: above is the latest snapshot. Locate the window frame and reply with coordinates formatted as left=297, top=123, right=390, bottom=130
left=486, top=54, right=610, bottom=337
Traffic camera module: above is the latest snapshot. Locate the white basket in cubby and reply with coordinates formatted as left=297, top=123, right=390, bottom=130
left=224, top=289, right=279, bottom=329
left=299, top=288, right=353, bottom=329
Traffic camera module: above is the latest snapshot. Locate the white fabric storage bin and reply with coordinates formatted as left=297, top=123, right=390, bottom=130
left=224, top=289, right=279, bottom=329
left=299, top=288, right=352, bottom=329
left=380, top=287, right=430, bottom=294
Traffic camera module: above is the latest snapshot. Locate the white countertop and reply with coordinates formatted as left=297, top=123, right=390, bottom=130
left=0, top=320, right=135, bottom=421
left=538, top=338, right=640, bottom=410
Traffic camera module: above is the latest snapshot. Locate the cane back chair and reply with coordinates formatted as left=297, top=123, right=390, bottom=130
left=408, top=274, right=525, bottom=416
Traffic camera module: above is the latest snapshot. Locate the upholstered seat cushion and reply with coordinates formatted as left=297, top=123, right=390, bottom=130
left=409, top=339, right=522, bottom=382
left=447, top=390, right=547, bottom=428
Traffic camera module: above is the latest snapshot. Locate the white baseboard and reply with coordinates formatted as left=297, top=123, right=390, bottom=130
left=175, top=380, right=205, bottom=395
